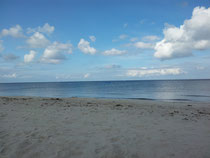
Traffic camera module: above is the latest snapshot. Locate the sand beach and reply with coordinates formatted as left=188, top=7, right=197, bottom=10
left=0, top=96, right=210, bottom=158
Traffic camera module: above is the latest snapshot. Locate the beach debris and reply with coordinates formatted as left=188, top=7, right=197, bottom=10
left=197, top=110, right=210, bottom=115
left=183, top=117, right=189, bottom=120
left=51, top=98, right=61, bottom=101
left=169, top=112, right=174, bottom=116
left=115, top=104, right=123, bottom=107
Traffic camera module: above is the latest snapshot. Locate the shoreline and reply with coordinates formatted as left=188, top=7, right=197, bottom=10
left=1, top=95, right=210, bottom=104
left=0, top=96, right=210, bottom=158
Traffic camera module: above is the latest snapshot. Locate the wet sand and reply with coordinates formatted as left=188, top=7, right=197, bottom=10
left=0, top=96, right=210, bottom=158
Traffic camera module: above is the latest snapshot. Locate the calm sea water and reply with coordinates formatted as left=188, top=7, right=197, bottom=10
left=0, top=80, right=210, bottom=102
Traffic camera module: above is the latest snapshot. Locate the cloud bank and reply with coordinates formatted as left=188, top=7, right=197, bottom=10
left=127, top=67, right=183, bottom=77
left=154, top=6, right=210, bottom=60
left=27, top=23, right=55, bottom=35
left=0, top=25, right=24, bottom=38
left=26, top=32, right=50, bottom=48
left=41, top=42, right=73, bottom=64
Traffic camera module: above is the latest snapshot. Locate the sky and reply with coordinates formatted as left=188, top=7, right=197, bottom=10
left=0, top=0, right=210, bottom=82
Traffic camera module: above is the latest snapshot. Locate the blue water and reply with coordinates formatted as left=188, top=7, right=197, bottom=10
left=0, top=80, right=210, bottom=102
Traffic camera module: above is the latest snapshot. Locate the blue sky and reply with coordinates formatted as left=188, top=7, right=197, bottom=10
left=0, top=0, right=210, bottom=82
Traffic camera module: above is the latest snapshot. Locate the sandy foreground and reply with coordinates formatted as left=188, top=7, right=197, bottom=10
left=0, top=97, right=210, bottom=158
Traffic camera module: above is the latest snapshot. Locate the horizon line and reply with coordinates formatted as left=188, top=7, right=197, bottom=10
left=1, top=78, right=210, bottom=84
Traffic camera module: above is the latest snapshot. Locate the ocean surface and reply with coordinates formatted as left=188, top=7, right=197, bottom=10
left=0, top=79, right=210, bottom=102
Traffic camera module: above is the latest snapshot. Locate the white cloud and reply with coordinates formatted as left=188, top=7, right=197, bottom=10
left=133, top=41, right=154, bottom=49
left=0, top=25, right=24, bottom=38
left=78, top=38, right=96, bottom=54
left=26, top=32, right=50, bottom=48
left=84, top=73, right=90, bottom=78
left=0, top=40, right=4, bottom=52
left=142, top=35, right=160, bottom=41
left=2, top=73, right=17, bottom=78
left=154, top=6, right=210, bottom=60
left=89, top=36, right=96, bottom=42
left=24, top=50, right=36, bottom=63
left=127, top=67, right=183, bottom=77
left=41, top=41, right=73, bottom=64
left=27, top=23, right=55, bottom=35
left=102, top=48, right=127, bottom=55
left=130, top=37, right=138, bottom=42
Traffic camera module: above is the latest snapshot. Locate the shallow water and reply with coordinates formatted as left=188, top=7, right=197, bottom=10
left=0, top=79, right=210, bottom=102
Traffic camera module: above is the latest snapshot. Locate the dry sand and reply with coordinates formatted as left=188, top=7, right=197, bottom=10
left=0, top=96, right=210, bottom=158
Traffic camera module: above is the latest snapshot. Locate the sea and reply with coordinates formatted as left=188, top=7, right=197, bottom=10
left=0, top=79, right=210, bottom=102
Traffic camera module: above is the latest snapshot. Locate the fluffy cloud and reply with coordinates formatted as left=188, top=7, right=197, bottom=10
left=0, top=25, right=24, bottom=38
left=26, top=32, right=50, bottom=48
left=127, top=67, right=183, bottom=77
left=89, top=36, right=96, bottom=42
left=133, top=42, right=154, bottom=49
left=41, top=42, right=73, bottom=64
left=154, top=6, right=210, bottom=60
left=142, top=35, right=160, bottom=41
left=27, top=23, right=55, bottom=35
left=102, top=48, right=127, bottom=55
left=24, top=50, right=36, bottom=63
left=78, top=38, right=96, bottom=54
left=0, top=40, right=4, bottom=52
